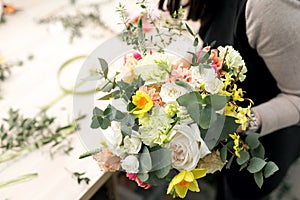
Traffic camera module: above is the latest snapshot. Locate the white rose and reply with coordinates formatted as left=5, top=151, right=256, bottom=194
left=121, top=155, right=139, bottom=173
left=166, top=124, right=210, bottom=171
left=123, top=133, right=142, bottom=154
left=160, top=82, right=190, bottom=103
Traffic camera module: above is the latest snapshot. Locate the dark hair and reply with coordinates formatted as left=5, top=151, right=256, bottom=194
left=158, top=0, right=220, bottom=25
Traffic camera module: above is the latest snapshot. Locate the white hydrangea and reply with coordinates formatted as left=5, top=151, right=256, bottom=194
left=139, top=106, right=174, bottom=147
left=218, top=46, right=247, bottom=81
left=134, top=53, right=172, bottom=85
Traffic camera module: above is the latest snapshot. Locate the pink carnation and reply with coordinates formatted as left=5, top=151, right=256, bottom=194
left=139, top=86, right=163, bottom=106
left=93, top=148, right=121, bottom=172
left=169, top=64, right=192, bottom=83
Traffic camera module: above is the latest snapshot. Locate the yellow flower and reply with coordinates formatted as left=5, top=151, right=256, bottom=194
left=231, top=84, right=244, bottom=101
left=229, top=132, right=241, bottom=157
left=235, top=105, right=251, bottom=131
left=131, top=91, right=153, bottom=118
left=0, top=57, right=4, bottom=63
left=167, top=168, right=207, bottom=198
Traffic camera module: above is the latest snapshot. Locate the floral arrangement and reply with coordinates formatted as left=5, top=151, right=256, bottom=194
left=79, top=1, right=279, bottom=198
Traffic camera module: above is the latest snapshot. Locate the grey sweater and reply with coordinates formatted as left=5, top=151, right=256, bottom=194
left=246, top=0, right=300, bottom=135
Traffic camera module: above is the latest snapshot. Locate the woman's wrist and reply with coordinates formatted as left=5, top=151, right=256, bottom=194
left=247, top=109, right=262, bottom=133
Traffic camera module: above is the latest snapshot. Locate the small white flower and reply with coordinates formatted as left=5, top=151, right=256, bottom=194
left=123, top=134, right=142, bottom=154
left=160, top=82, right=190, bottom=103
left=166, top=123, right=210, bottom=171
left=121, top=155, right=139, bottom=173
left=191, top=67, right=223, bottom=94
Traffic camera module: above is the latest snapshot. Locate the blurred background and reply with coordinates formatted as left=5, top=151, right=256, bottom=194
left=0, top=0, right=299, bottom=199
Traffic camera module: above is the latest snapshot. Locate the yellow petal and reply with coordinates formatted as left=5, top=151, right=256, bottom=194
left=188, top=180, right=200, bottom=192
left=172, top=170, right=186, bottom=185
left=192, top=168, right=207, bottom=179
left=167, top=182, right=174, bottom=194
left=174, top=185, right=188, bottom=198
left=184, top=171, right=194, bottom=182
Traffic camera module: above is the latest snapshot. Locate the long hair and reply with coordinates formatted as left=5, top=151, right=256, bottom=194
left=158, top=0, right=220, bottom=25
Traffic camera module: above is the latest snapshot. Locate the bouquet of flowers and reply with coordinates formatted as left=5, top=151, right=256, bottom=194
left=79, top=1, right=279, bottom=198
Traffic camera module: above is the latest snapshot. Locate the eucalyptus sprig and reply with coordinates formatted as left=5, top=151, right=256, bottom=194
left=0, top=108, right=84, bottom=163
left=38, top=3, right=115, bottom=43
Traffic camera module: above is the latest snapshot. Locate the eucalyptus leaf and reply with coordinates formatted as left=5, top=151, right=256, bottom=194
left=137, top=173, right=149, bottom=182
left=209, top=94, right=228, bottom=111
left=254, top=171, right=264, bottom=189
left=247, top=157, right=267, bottom=173
left=139, top=146, right=152, bottom=173
left=245, top=133, right=260, bottom=149
left=200, top=105, right=217, bottom=129
left=226, top=155, right=234, bottom=169
left=220, top=145, right=227, bottom=163
left=263, top=161, right=279, bottom=178
left=236, top=151, right=250, bottom=165
left=98, top=58, right=108, bottom=79
left=251, top=143, right=265, bottom=159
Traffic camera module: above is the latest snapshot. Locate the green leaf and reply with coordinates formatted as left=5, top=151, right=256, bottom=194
left=185, top=23, right=194, bottom=36
left=146, top=173, right=166, bottom=186
left=251, top=143, right=265, bottom=159
left=137, top=173, right=149, bottom=182
left=236, top=151, right=250, bottom=165
left=193, top=37, right=199, bottom=47
left=239, top=163, right=247, bottom=171
left=220, top=145, right=227, bottom=163
left=199, top=105, right=217, bottom=129
left=100, top=117, right=111, bottom=129
left=93, top=107, right=103, bottom=116
left=263, top=161, right=279, bottom=178
left=155, top=165, right=171, bottom=179
left=254, top=171, right=264, bottom=189
left=139, top=146, right=152, bottom=173
left=199, top=51, right=210, bottom=64
left=98, top=58, right=108, bottom=79
left=91, top=116, right=101, bottom=129
left=150, top=148, right=172, bottom=178
left=175, top=80, right=193, bottom=91
left=226, top=155, right=234, bottom=169
left=247, top=157, right=267, bottom=173
left=209, top=94, right=228, bottom=111
left=98, top=90, right=121, bottom=100
left=203, top=116, right=239, bottom=150
left=245, top=133, right=260, bottom=149
left=199, top=64, right=211, bottom=69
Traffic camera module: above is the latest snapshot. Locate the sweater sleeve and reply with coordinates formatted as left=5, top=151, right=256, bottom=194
left=245, top=0, right=300, bottom=135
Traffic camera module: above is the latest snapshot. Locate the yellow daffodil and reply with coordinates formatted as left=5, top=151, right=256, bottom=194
left=131, top=91, right=153, bottom=118
left=167, top=168, right=207, bottom=198
left=229, top=132, right=241, bottom=157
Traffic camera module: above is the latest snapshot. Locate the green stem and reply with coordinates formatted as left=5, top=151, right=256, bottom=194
left=0, top=173, right=38, bottom=189
left=40, top=91, right=71, bottom=112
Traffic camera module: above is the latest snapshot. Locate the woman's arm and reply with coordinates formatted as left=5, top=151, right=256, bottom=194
left=246, top=0, right=300, bottom=135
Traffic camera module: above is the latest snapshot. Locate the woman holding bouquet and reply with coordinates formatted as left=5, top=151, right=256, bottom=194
left=159, top=0, right=300, bottom=199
